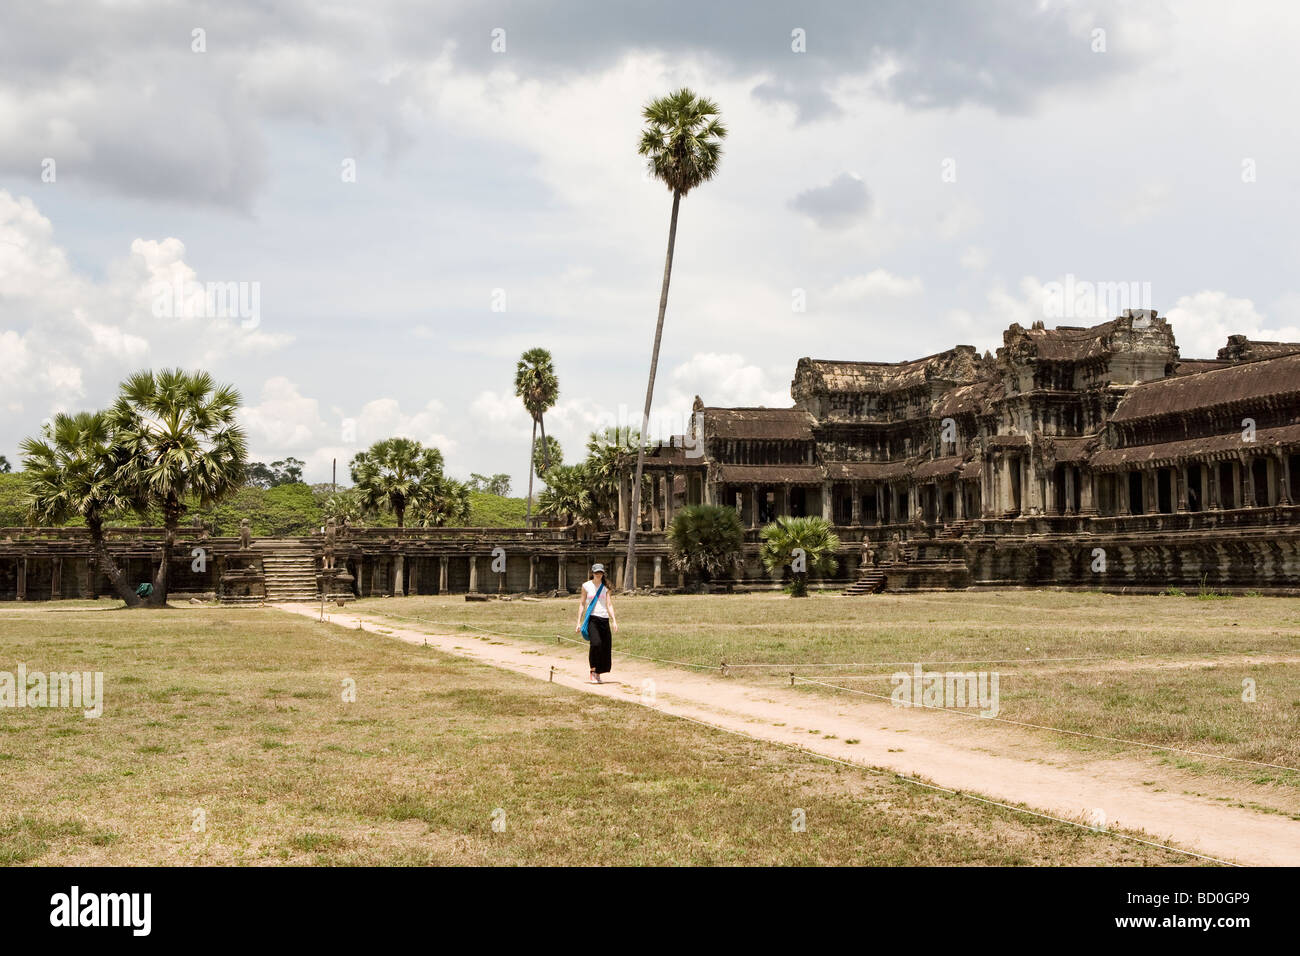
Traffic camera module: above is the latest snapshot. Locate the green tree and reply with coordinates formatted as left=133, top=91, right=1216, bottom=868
left=411, top=474, right=472, bottom=527
left=246, top=457, right=305, bottom=488
left=537, top=463, right=597, bottom=529
left=759, top=516, right=840, bottom=598
left=625, top=89, right=727, bottom=590
left=533, top=436, right=563, bottom=478
left=348, top=437, right=445, bottom=528
left=468, top=473, right=512, bottom=496
left=109, top=369, right=248, bottom=605
left=666, top=504, right=744, bottom=588
left=20, top=411, right=143, bottom=606
left=515, top=347, right=559, bottom=523
left=0, top=455, right=11, bottom=474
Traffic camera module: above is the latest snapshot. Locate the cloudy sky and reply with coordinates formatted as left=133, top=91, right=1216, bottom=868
left=3, top=0, right=1300, bottom=490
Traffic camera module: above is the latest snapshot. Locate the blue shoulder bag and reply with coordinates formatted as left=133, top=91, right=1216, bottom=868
left=580, top=580, right=606, bottom=641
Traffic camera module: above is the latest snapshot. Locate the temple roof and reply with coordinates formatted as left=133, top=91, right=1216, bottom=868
left=932, top=378, right=1003, bottom=417
left=1216, top=335, right=1300, bottom=362
left=713, top=464, right=823, bottom=485
left=793, top=347, right=982, bottom=396
left=1111, top=351, right=1300, bottom=423
left=823, top=460, right=913, bottom=481
left=1090, top=423, right=1300, bottom=469
left=699, top=406, right=814, bottom=441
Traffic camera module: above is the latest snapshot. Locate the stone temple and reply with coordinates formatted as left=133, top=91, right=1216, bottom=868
left=2, top=309, right=1299, bottom=601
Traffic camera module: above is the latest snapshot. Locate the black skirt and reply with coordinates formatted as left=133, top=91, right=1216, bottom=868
left=587, top=616, right=612, bottom=674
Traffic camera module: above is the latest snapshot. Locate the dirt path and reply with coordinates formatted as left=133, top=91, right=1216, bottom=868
left=276, top=603, right=1300, bottom=866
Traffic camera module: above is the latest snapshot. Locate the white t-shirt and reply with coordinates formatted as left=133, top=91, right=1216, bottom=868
left=582, top=579, right=610, bottom=618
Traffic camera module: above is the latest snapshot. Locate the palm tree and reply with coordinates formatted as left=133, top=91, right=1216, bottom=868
left=20, top=411, right=143, bottom=606
left=624, top=88, right=727, bottom=590
left=515, top=348, right=559, bottom=524
left=537, top=463, right=597, bottom=530
left=533, top=435, right=563, bottom=479
left=349, top=437, right=445, bottom=528
left=759, top=516, right=841, bottom=598
left=666, top=504, right=744, bottom=590
left=108, top=369, right=248, bottom=605
left=0, top=455, right=11, bottom=473
left=412, top=474, right=472, bottom=527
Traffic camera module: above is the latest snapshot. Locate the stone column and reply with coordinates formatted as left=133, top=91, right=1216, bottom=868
left=1065, top=467, right=1077, bottom=515
left=614, top=555, right=624, bottom=590
left=438, top=555, right=449, bottom=594
left=77, top=557, right=91, bottom=599
left=1207, top=462, right=1221, bottom=510
left=1265, top=457, right=1278, bottom=506
left=1279, top=451, right=1293, bottom=506
left=751, top=483, right=761, bottom=529
left=557, top=553, right=567, bottom=593
left=822, top=480, right=833, bottom=522
left=955, top=480, right=966, bottom=520
left=467, top=554, right=478, bottom=592
left=850, top=481, right=862, bottom=526
left=1080, top=469, right=1096, bottom=515
left=779, top=485, right=790, bottom=518
left=653, top=555, right=663, bottom=588
left=875, top=484, right=885, bottom=525
left=664, top=472, right=675, bottom=527
left=1117, top=471, right=1131, bottom=515
left=1176, top=464, right=1189, bottom=512
left=51, top=557, right=62, bottom=600
left=617, top=473, right=629, bottom=531
left=393, top=553, right=405, bottom=597
left=656, top=476, right=667, bottom=531
left=16, top=558, right=27, bottom=601
left=528, top=555, right=537, bottom=592
left=1241, top=457, right=1256, bottom=507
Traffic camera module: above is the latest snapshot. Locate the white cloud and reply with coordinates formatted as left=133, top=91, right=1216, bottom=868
left=0, top=189, right=290, bottom=429
left=826, top=269, right=924, bottom=301
left=1166, top=290, right=1300, bottom=359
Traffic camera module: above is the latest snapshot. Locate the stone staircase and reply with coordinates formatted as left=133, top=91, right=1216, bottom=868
left=939, top=520, right=970, bottom=539
left=259, top=544, right=320, bottom=603
left=844, top=568, right=886, bottom=595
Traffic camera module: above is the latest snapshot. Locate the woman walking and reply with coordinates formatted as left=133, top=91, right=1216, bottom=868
left=576, top=563, right=618, bottom=683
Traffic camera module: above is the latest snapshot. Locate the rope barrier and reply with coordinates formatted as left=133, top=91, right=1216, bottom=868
left=344, top=605, right=1240, bottom=865
left=790, top=675, right=1300, bottom=774
left=658, top=704, right=1238, bottom=867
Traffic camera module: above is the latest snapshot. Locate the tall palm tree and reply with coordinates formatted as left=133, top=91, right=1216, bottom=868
left=109, top=369, right=248, bottom=605
left=759, top=516, right=841, bottom=598
left=20, top=411, right=143, bottom=606
left=349, top=437, right=445, bottom=528
left=515, top=348, right=559, bottom=523
left=624, top=88, right=727, bottom=590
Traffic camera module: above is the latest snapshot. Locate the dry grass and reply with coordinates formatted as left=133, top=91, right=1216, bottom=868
left=355, top=590, right=1300, bottom=785
left=0, top=604, right=1190, bottom=865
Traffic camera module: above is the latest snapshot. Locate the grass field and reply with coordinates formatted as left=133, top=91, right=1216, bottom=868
left=0, top=603, right=1191, bottom=865
left=354, top=590, right=1300, bottom=789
